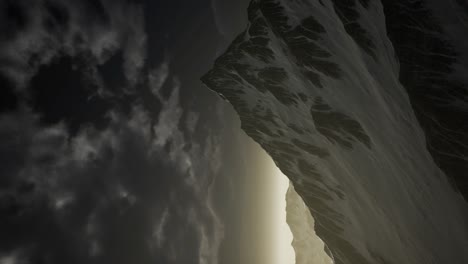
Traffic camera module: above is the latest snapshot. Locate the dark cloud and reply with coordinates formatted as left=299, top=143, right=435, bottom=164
left=0, top=73, right=18, bottom=113
left=0, top=0, right=146, bottom=89
left=29, top=56, right=112, bottom=133
left=0, top=78, right=224, bottom=263
left=0, top=1, right=225, bottom=263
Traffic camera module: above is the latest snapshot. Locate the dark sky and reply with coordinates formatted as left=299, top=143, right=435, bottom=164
left=0, top=0, right=286, bottom=264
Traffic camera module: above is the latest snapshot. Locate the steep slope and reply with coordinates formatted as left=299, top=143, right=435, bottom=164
left=382, top=0, right=468, bottom=198
left=286, top=183, right=333, bottom=264
left=202, top=0, right=468, bottom=263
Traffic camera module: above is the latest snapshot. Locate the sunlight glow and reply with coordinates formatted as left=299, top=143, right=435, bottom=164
left=271, top=164, right=296, bottom=264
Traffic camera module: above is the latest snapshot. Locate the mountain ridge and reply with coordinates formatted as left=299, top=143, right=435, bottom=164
left=286, top=182, right=333, bottom=264
left=202, top=0, right=468, bottom=263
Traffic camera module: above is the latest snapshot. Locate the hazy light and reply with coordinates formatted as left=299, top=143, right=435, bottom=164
left=270, top=161, right=296, bottom=264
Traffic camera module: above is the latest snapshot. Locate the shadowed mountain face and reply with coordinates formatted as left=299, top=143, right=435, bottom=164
left=202, top=0, right=468, bottom=263
left=382, top=0, right=468, bottom=197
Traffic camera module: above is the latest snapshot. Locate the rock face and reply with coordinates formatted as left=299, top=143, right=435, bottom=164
left=286, top=183, right=333, bottom=264
left=202, top=0, right=468, bottom=263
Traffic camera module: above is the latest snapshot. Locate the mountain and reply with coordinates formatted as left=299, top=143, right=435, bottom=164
left=286, top=182, right=333, bottom=264
left=202, top=0, right=468, bottom=263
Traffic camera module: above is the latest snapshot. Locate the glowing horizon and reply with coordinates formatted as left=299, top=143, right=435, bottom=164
left=270, top=161, right=296, bottom=264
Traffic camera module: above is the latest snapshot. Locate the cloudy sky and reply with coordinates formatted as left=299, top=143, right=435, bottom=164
left=0, top=0, right=295, bottom=264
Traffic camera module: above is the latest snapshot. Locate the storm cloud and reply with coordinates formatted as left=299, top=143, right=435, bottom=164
left=0, top=1, right=225, bottom=263
left=0, top=0, right=146, bottom=88
left=0, top=74, right=224, bottom=264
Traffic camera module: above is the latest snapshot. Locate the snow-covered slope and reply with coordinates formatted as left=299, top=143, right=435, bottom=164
left=202, top=0, right=468, bottom=263
left=286, top=183, right=333, bottom=264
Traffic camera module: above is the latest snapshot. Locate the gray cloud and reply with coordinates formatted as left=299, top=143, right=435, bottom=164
left=149, top=70, right=225, bottom=264
left=152, top=206, right=170, bottom=248
left=0, top=0, right=146, bottom=90
left=149, top=61, right=170, bottom=97
left=0, top=75, right=224, bottom=263
left=1, top=27, right=223, bottom=264
left=0, top=1, right=227, bottom=263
